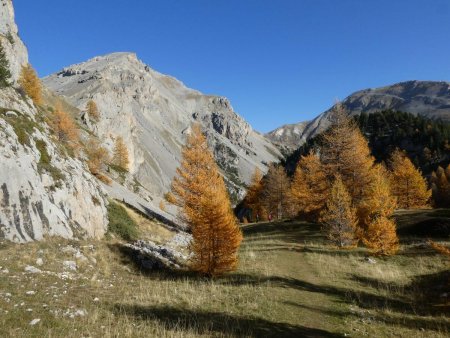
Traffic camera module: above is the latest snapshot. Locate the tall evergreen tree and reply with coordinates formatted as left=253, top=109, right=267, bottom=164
left=0, top=41, right=11, bottom=88
left=169, top=124, right=242, bottom=276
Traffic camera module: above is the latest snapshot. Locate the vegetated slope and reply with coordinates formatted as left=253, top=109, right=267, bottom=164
left=284, top=110, right=450, bottom=175
left=268, top=80, right=450, bottom=152
left=43, top=53, right=282, bottom=203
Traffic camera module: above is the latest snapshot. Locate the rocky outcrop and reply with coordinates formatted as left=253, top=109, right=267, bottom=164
left=43, top=53, right=282, bottom=202
left=0, top=0, right=28, bottom=84
left=0, top=88, right=109, bottom=242
left=266, top=121, right=310, bottom=153
left=267, top=81, right=450, bottom=151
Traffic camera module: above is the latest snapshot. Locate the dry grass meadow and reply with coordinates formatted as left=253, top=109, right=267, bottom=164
left=0, top=208, right=448, bottom=337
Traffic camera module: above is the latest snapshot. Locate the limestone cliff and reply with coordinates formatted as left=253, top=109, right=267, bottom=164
left=0, top=0, right=109, bottom=242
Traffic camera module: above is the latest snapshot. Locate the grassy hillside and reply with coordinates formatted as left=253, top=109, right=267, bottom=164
left=0, top=210, right=448, bottom=337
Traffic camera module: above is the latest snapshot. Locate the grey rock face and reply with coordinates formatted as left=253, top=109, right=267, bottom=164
left=268, top=80, right=450, bottom=151
left=266, top=121, right=310, bottom=152
left=0, top=0, right=28, bottom=84
left=43, top=53, right=282, bottom=202
left=0, top=88, right=109, bottom=242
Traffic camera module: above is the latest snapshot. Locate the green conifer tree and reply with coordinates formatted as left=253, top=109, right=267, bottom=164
left=0, top=41, right=12, bottom=88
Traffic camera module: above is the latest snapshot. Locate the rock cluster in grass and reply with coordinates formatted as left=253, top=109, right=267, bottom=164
left=125, top=239, right=188, bottom=270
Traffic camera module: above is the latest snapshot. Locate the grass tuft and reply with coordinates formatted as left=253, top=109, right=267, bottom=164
left=107, top=200, right=139, bottom=241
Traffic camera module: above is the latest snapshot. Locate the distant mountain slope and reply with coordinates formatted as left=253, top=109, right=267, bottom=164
left=268, top=80, right=450, bottom=151
left=43, top=53, right=282, bottom=202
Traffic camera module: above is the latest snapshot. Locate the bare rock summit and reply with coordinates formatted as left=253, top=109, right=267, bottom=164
left=43, top=52, right=282, bottom=201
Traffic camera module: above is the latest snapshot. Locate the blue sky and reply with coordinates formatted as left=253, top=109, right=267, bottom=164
left=14, top=0, right=450, bottom=132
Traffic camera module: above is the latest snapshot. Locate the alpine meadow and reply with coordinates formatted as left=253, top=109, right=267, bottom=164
left=0, top=1, right=448, bottom=337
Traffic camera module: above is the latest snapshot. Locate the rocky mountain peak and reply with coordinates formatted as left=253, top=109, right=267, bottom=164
left=43, top=53, right=282, bottom=203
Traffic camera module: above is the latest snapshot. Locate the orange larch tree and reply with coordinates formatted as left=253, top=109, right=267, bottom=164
left=86, top=99, right=100, bottom=122
left=388, top=149, right=431, bottom=209
left=169, top=124, right=242, bottom=277
left=85, top=137, right=110, bottom=183
left=363, top=217, right=399, bottom=256
left=290, top=152, right=328, bottom=220
left=50, top=104, right=79, bottom=148
left=113, top=136, right=130, bottom=171
left=261, top=164, right=291, bottom=220
left=321, top=175, right=359, bottom=248
left=19, top=64, right=42, bottom=105
left=243, top=167, right=266, bottom=221
left=361, top=164, right=399, bottom=255
left=320, top=105, right=375, bottom=208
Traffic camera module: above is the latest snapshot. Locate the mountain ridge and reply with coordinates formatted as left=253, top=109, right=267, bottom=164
left=267, top=80, right=450, bottom=151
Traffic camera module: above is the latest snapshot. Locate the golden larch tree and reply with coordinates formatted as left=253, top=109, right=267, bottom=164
left=363, top=217, right=399, bottom=256
left=19, top=64, right=42, bottom=105
left=320, top=105, right=375, bottom=207
left=261, top=164, right=291, bottom=220
left=388, top=149, right=431, bottom=208
left=113, top=136, right=130, bottom=171
left=85, top=137, right=110, bottom=183
left=50, top=104, right=79, bottom=147
left=361, top=164, right=399, bottom=255
left=243, top=167, right=266, bottom=221
left=290, top=152, right=328, bottom=220
left=169, top=124, right=242, bottom=276
left=86, top=100, right=100, bottom=121
left=359, top=164, right=397, bottom=223
left=321, top=175, right=358, bottom=248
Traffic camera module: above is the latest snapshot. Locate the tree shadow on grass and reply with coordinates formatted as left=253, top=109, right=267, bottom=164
left=219, top=273, right=449, bottom=317
left=242, top=221, right=323, bottom=244
left=284, top=302, right=450, bottom=333
left=109, top=242, right=435, bottom=316
left=351, top=270, right=450, bottom=316
left=112, top=303, right=342, bottom=337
